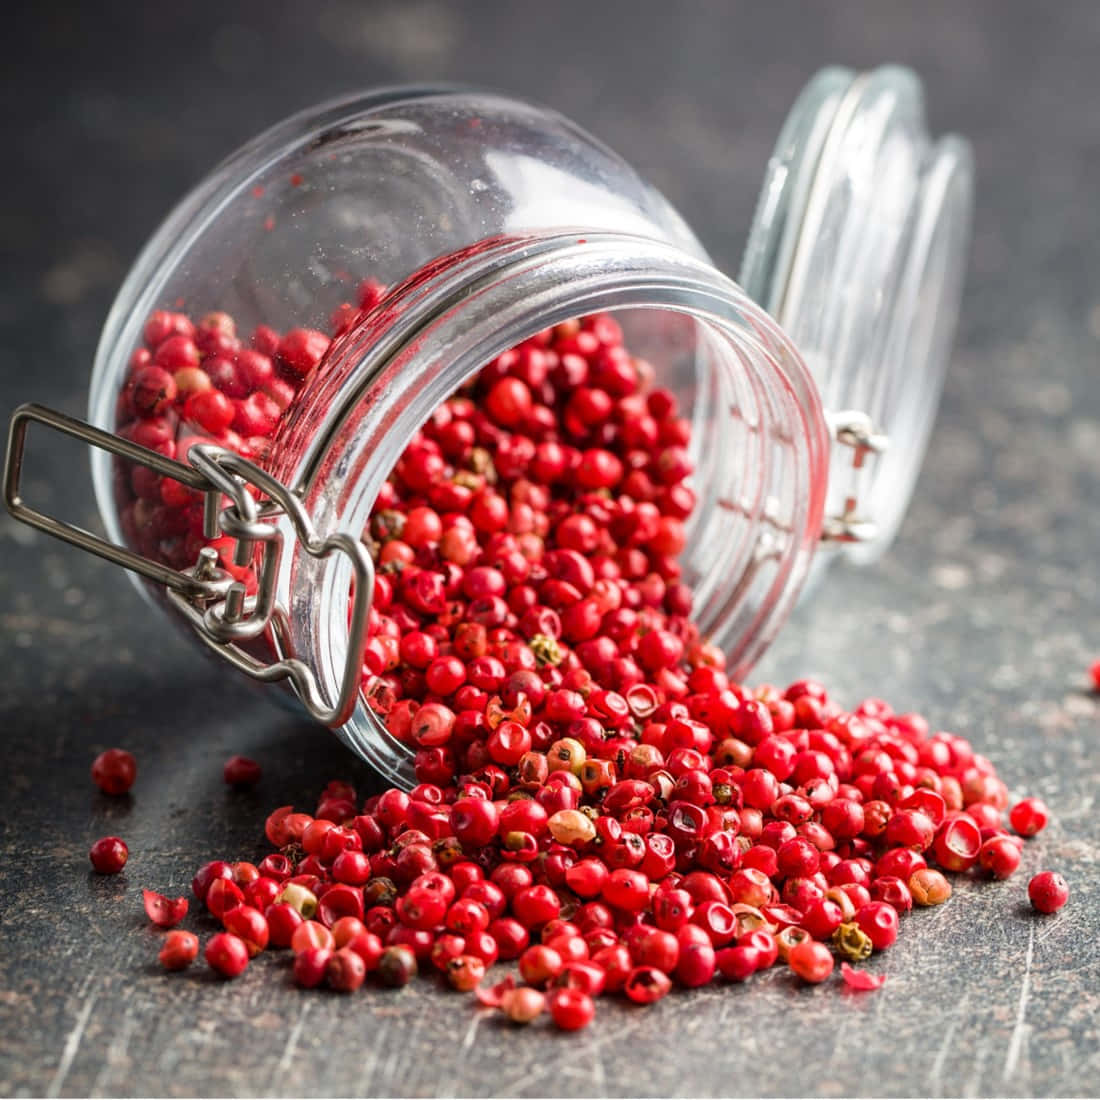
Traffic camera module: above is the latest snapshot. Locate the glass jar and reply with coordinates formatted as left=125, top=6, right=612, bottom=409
left=4, top=65, right=972, bottom=787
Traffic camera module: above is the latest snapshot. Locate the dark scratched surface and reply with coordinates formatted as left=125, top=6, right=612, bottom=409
left=1, top=1, right=1098, bottom=1096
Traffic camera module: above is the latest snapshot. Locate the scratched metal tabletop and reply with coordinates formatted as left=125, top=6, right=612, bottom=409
left=2, top=2, right=1099, bottom=1096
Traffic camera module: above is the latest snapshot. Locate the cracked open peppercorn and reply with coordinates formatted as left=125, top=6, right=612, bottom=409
left=142, top=889, right=188, bottom=928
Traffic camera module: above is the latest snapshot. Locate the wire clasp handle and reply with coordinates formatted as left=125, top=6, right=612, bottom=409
left=4, top=403, right=373, bottom=727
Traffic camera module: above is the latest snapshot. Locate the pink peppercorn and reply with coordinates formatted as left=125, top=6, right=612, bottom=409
left=675, top=941, right=717, bottom=987
left=159, top=930, right=200, bottom=971
left=89, top=837, right=128, bottom=874
left=788, top=939, right=834, bottom=984
left=346, top=930, right=384, bottom=971
left=716, top=945, right=759, bottom=982
left=91, top=749, right=136, bottom=795
left=192, top=860, right=234, bottom=904
left=854, top=902, right=899, bottom=951
left=143, top=889, right=188, bottom=928
left=932, top=815, right=982, bottom=872
left=205, top=932, right=250, bottom=978
left=265, top=902, right=304, bottom=946
left=294, top=946, right=333, bottom=988
left=1028, top=871, right=1069, bottom=914
left=979, top=836, right=1022, bottom=879
left=1009, top=798, right=1049, bottom=838
left=500, top=987, right=546, bottom=1023
left=223, top=906, right=270, bottom=957
left=547, top=988, right=595, bottom=1030
left=327, top=948, right=368, bottom=992
left=223, top=755, right=262, bottom=787
left=108, top=297, right=1039, bottom=1031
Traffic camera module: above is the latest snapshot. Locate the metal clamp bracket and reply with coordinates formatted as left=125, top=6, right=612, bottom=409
left=821, top=409, right=889, bottom=544
left=4, top=403, right=373, bottom=727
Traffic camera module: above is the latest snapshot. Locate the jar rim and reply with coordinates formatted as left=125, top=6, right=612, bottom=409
left=265, top=231, right=830, bottom=777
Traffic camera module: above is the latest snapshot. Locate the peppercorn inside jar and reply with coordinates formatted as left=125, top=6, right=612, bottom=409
left=106, top=260, right=825, bottom=786
left=7, top=69, right=971, bottom=787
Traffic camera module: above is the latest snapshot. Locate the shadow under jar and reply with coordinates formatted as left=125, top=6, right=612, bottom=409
left=5, top=67, right=973, bottom=788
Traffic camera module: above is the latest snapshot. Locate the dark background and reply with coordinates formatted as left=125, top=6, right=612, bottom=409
left=2, top=2, right=1099, bottom=1096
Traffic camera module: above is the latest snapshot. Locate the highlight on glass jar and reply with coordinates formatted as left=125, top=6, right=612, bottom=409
left=2, top=65, right=972, bottom=787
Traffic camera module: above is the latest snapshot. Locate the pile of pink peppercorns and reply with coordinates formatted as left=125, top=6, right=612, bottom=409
left=87, top=294, right=1072, bottom=1030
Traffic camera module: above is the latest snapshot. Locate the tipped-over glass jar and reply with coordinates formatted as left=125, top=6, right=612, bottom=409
left=4, top=65, right=972, bottom=786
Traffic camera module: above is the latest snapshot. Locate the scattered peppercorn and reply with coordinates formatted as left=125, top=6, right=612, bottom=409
left=1028, top=871, right=1069, bottom=914
left=908, top=868, right=952, bottom=906
left=788, top=939, right=834, bottom=984
left=89, top=836, right=128, bottom=874
left=978, top=836, right=1022, bottom=880
left=205, top=932, right=250, bottom=978
left=378, top=946, right=418, bottom=987
left=158, top=930, right=199, bottom=971
left=832, top=923, right=874, bottom=962
left=446, top=955, right=487, bottom=992
left=142, top=889, right=188, bottom=927
left=1009, top=797, right=1049, bottom=838
left=91, top=749, right=136, bottom=795
left=115, top=300, right=1062, bottom=1023
left=223, top=755, right=262, bottom=787
left=326, top=948, right=368, bottom=992
left=500, top=986, right=545, bottom=1023
left=547, top=988, right=595, bottom=1030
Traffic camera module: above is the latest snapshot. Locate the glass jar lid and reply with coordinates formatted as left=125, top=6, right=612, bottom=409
left=742, top=65, right=974, bottom=562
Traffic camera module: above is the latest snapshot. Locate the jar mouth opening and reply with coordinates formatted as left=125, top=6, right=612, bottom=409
left=269, top=233, right=828, bottom=783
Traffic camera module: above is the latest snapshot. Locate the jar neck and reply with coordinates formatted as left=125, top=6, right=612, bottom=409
left=266, top=231, right=830, bottom=776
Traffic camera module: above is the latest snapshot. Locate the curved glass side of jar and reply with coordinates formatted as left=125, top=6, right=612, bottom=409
left=83, top=82, right=827, bottom=785
left=87, top=86, right=719, bottom=606
left=89, top=85, right=706, bottom=462
left=264, top=233, right=828, bottom=784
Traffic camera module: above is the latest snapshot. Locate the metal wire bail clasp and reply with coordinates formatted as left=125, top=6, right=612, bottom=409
left=3, top=403, right=373, bottom=727
left=821, top=409, right=889, bottom=544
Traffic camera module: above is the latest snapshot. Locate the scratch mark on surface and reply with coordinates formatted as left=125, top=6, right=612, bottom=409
left=377, top=1041, right=402, bottom=1091
left=589, top=1045, right=608, bottom=1098
left=273, top=1000, right=310, bottom=1083
left=1036, top=914, right=1073, bottom=944
left=928, top=993, right=967, bottom=1097
left=355, top=1020, right=388, bottom=1095
left=89, top=997, right=139, bottom=1097
left=1003, top=926, right=1035, bottom=1082
left=963, top=1039, right=990, bottom=1098
left=488, top=1012, right=652, bottom=1097
left=459, top=1011, right=482, bottom=1059
left=46, top=977, right=98, bottom=1098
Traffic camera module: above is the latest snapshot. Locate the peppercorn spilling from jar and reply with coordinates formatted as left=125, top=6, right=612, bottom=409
left=112, top=295, right=1064, bottom=1025
left=134, top=685, right=1061, bottom=1023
